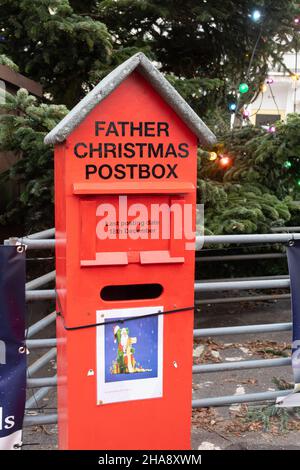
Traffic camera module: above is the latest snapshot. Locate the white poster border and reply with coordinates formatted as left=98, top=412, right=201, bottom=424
left=96, top=306, right=163, bottom=405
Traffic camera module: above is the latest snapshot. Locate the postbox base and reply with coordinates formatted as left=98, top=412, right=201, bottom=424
left=56, top=311, right=194, bottom=450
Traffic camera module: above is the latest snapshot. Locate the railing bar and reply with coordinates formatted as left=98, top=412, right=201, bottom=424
left=27, top=348, right=56, bottom=377
left=197, top=253, right=286, bottom=262
left=198, top=274, right=288, bottom=283
left=193, top=322, right=292, bottom=337
left=5, top=233, right=300, bottom=250
left=26, top=312, right=56, bottom=338
left=6, top=238, right=56, bottom=249
left=26, top=323, right=292, bottom=349
left=24, top=390, right=294, bottom=419
left=192, top=389, right=292, bottom=408
left=23, top=413, right=58, bottom=427
left=193, top=357, right=291, bottom=374
left=26, top=271, right=56, bottom=290
left=26, top=279, right=291, bottom=302
left=195, top=279, right=290, bottom=292
left=27, top=376, right=57, bottom=388
left=26, top=290, right=56, bottom=301
left=199, top=233, right=300, bottom=246
left=195, top=293, right=290, bottom=305
left=26, top=338, right=57, bottom=348
left=27, top=228, right=55, bottom=240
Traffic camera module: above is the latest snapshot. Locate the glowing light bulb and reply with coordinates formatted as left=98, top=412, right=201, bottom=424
left=295, top=17, right=300, bottom=25
left=297, top=179, right=300, bottom=187
left=243, top=109, right=250, bottom=118
left=239, top=83, right=249, bottom=94
left=229, top=102, right=237, bottom=112
left=219, top=155, right=231, bottom=167
left=208, top=152, right=218, bottom=161
left=268, top=125, right=276, bottom=133
left=261, top=84, right=267, bottom=92
left=283, top=161, right=292, bottom=169
left=251, top=9, right=262, bottom=22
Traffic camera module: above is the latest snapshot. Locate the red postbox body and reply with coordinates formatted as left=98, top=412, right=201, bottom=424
left=45, top=53, right=215, bottom=450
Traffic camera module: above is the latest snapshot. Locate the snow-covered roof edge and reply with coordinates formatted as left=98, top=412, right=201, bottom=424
left=44, top=52, right=216, bottom=146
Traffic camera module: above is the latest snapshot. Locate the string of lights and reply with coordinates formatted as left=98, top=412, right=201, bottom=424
left=268, top=82, right=281, bottom=120
left=229, top=9, right=264, bottom=121
left=208, top=8, right=265, bottom=168
left=207, top=8, right=299, bottom=170
left=247, top=91, right=264, bottom=119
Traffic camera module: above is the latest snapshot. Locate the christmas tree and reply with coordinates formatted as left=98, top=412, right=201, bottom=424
left=199, top=114, right=300, bottom=234
left=0, top=88, right=68, bottom=229
left=0, top=1, right=300, bottom=233
left=0, top=0, right=298, bottom=114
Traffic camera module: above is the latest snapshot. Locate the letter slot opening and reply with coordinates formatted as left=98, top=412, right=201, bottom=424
left=100, top=283, right=163, bottom=301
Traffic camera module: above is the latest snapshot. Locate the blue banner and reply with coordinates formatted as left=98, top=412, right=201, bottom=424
left=0, top=246, right=26, bottom=450
left=287, top=240, right=300, bottom=388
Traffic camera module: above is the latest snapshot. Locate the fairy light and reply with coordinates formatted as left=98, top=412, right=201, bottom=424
left=242, top=109, right=250, bottom=118
left=239, top=83, right=249, bottom=94
left=283, top=161, right=292, bottom=169
left=268, top=125, right=276, bottom=133
left=251, top=9, right=262, bottom=22
left=208, top=152, right=218, bottom=161
left=219, top=155, right=231, bottom=167
left=261, top=83, right=267, bottom=92
left=228, top=102, right=237, bottom=112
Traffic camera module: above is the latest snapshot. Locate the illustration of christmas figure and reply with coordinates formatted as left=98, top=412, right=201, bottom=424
left=111, top=325, right=152, bottom=375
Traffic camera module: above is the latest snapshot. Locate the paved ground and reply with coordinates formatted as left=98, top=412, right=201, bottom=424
left=191, top=296, right=300, bottom=450
left=23, top=295, right=300, bottom=450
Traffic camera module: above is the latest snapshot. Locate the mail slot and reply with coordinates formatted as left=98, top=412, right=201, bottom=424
left=45, top=52, right=216, bottom=450
left=100, top=284, right=163, bottom=301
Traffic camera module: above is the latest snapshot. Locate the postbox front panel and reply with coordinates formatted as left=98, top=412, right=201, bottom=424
left=81, top=194, right=174, bottom=255
left=55, top=70, right=198, bottom=449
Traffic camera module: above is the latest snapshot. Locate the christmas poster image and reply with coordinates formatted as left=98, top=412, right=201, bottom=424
left=96, top=307, right=163, bottom=404
left=106, top=316, right=158, bottom=383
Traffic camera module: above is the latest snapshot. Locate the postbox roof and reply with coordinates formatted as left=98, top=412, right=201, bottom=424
left=44, top=52, right=216, bottom=146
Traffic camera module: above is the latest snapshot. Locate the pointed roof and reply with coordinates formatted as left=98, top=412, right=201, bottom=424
left=44, top=52, right=216, bottom=146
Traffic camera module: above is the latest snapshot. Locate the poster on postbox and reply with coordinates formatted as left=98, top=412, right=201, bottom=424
left=96, top=306, right=163, bottom=404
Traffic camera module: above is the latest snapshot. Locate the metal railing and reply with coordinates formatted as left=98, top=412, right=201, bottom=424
left=7, top=231, right=300, bottom=250
left=5, top=228, right=295, bottom=427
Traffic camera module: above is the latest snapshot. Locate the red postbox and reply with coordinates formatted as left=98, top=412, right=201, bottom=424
left=45, top=52, right=215, bottom=450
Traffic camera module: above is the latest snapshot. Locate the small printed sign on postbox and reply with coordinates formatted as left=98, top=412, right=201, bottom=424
left=45, top=52, right=215, bottom=450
